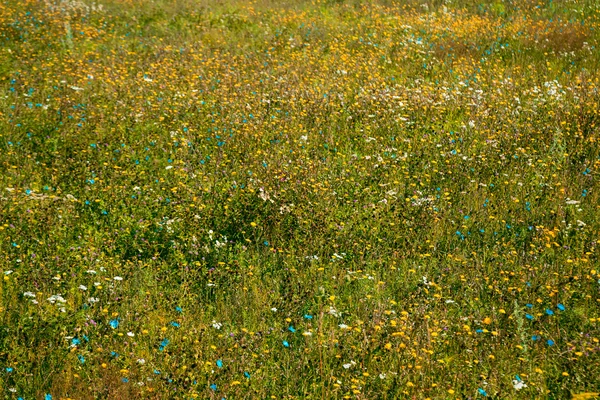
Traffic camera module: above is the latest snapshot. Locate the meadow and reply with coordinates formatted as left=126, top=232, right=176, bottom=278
left=1, top=0, right=600, bottom=398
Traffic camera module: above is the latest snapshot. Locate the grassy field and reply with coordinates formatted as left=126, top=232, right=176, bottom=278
left=1, top=0, right=600, bottom=398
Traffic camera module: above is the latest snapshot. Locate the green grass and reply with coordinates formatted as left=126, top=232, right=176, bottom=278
left=1, top=0, right=600, bottom=398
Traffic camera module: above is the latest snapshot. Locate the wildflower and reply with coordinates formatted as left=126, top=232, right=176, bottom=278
left=216, top=360, right=223, bottom=368
left=109, top=319, right=119, bottom=329
left=557, top=304, right=565, bottom=311
left=478, top=388, right=488, bottom=396
left=159, top=338, right=169, bottom=351
left=512, top=376, right=527, bottom=390
left=328, top=307, right=340, bottom=317
left=283, top=341, right=290, bottom=348
left=47, top=295, right=66, bottom=304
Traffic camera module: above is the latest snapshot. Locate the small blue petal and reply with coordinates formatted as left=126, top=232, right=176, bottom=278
left=525, top=314, right=534, bottom=320
left=547, top=339, right=555, bottom=346
left=303, top=314, right=313, bottom=319
left=210, top=383, right=217, bottom=391
left=109, top=319, right=119, bottom=329
left=283, top=340, right=290, bottom=348
left=546, top=309, right=554, bottom=316
left=288, top=326, right=296, bottom=333
left=557, top=304, right=565, bottom=311
left=478, top=388, right=488, bottom=397
left=216, top=359, right=223, bottom=368
left=244, top=371, right=251, bottom=379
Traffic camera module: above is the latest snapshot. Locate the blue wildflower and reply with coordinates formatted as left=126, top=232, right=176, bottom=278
left=283, top=340, right=290, bottom=348
left=478, top=388, right=488, bottom=397
left=159, top=338, right=170, bottom=351
left=557, top=304, right=565, bottom=311
left=547, top=340, right=555, bottom=346
left=288, top=326, right=296, bottom=333
left=109, top=319, right=119, bottom=329
left=545, top=309, right=554, bottom=316
left=525, top=314, right=533, bottom=320
left=216, top=359, right=223, bottom=368
left=210, top=384, right=217, bottom=391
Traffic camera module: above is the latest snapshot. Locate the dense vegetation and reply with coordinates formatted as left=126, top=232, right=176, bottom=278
left=1, top=0, right=600, bottom=398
